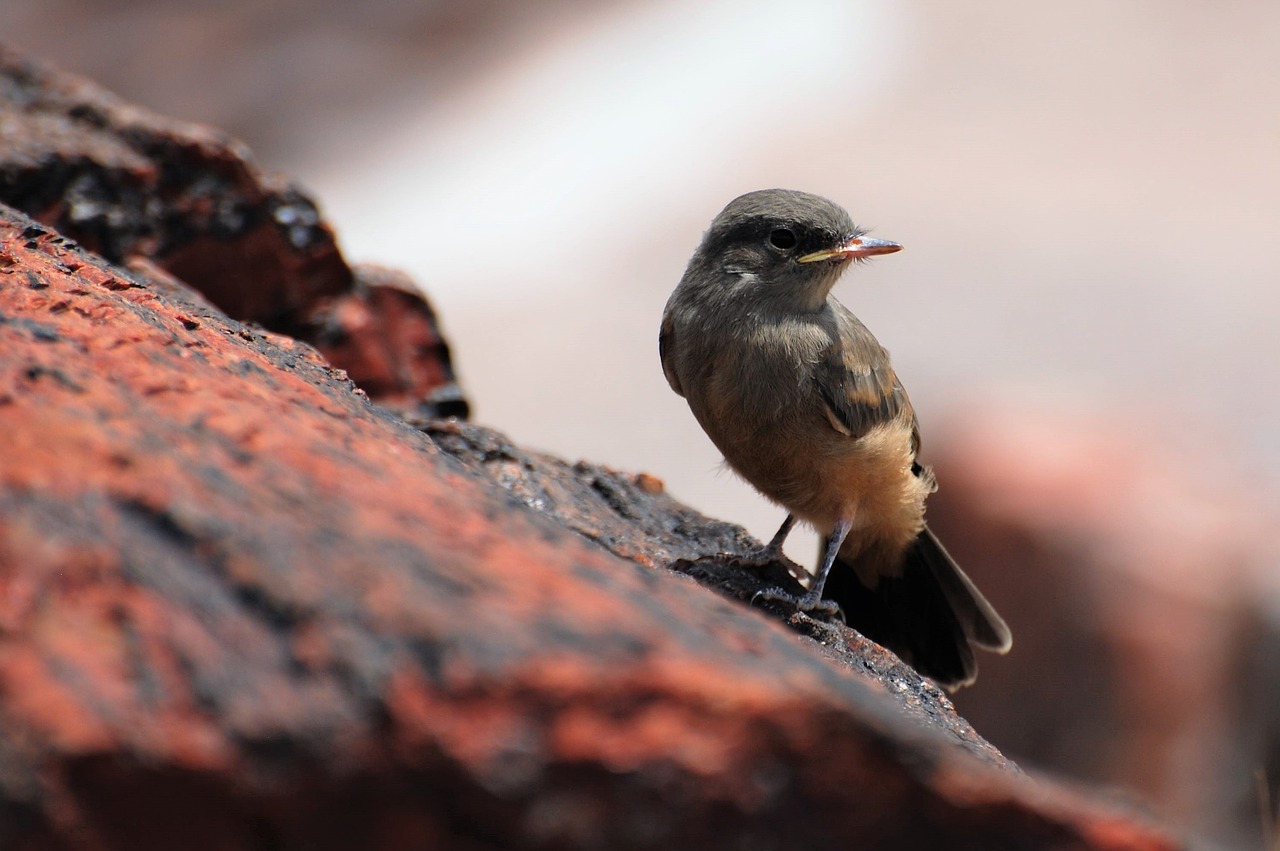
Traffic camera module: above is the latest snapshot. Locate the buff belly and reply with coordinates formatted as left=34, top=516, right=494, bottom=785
left=715, top=416, right=931, bottom=581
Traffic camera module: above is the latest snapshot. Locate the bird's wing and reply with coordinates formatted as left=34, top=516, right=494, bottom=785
left=658, top=313, right=684, bottom=397
left=813, top=311, right=916, bottom=447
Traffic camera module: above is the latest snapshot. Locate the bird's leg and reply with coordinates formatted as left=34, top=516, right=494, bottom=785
left=752, top=516, right=852, bottom=617
left=800, top=515, right=852, bottom=606
left=735, top=513, right=808, bottom=583
left=758, top=513, right=797, bottom=560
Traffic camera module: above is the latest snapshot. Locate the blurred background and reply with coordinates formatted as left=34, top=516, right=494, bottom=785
left=5, top=0, right=1278, bottom=845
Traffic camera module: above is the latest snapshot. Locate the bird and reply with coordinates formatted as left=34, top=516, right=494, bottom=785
left=659, top=188, right=1011, bottom=689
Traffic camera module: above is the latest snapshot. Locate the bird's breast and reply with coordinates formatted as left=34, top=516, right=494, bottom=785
left=680, top=325, right=927, bottom=559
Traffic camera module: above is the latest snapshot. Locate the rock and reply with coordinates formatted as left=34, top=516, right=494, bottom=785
left=929, top=405, right=1280, bottom=846
left=306, top=265, right=470, bottom=420
left=0, top=43, right=463, bottom=418
left=0, top=204, right=1185, bottom=849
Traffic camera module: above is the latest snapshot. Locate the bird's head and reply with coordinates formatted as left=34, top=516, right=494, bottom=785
left=683, top=188, right=901, bottom=313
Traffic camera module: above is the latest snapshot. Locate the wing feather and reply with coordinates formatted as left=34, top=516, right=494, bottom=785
left=658, top=314, right=684, bottom=397
left=814, top=312, right=911, bottom=442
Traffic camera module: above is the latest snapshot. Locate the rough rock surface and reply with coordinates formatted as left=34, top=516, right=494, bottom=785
left=309, top=265, right=469, bottom=420
left=0, top=203, right=1186, bottom=849
left=0, top=43, right=463, bottom=418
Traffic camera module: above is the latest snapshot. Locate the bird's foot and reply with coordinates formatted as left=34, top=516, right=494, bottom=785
left=729, top=514, right=806, bottom=578
left=756, top=538, right=787, bottom=562
left=751, top=586, right=843, bottom=620
left=733, top=540, right=810, bottom=584
left=740, top=540, right=787, bottom=567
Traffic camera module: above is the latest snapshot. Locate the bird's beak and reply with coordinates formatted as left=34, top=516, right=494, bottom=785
left=798, top=236, right=902, bottom=264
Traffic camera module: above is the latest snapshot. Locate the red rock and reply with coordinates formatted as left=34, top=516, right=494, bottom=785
left=0, top=44, right=463, bottom=417
left=305, top=264, right=469, bottom=419
left=0, top=206, right=1185, bottom=849
left=0, top=45, right=345, bottom=325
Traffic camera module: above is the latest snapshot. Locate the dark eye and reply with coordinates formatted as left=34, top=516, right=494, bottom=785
left=767, top=228, right=797, bottom=251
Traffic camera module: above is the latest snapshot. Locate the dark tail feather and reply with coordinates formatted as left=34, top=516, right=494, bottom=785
left=820, top=525, right=1012, bottom=690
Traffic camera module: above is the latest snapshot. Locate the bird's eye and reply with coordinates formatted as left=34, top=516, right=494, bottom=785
left=767, top=228, right=797, bottom=251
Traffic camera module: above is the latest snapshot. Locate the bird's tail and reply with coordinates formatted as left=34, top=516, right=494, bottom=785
left=821, top=526, right=1011, bottom=690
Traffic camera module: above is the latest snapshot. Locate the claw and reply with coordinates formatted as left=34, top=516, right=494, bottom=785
left=751, top=586, right=843, bottom=619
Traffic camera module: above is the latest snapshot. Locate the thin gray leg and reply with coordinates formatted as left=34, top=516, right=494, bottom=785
left=803, top=516, right=853, bottom=604
left=762, top=513, right=797, bottom=556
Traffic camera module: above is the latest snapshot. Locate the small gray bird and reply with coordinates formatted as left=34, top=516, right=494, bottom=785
left=660, top=188, right=1011, bottom=688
